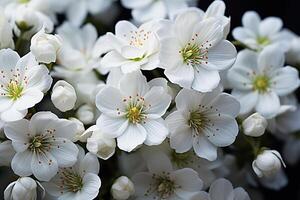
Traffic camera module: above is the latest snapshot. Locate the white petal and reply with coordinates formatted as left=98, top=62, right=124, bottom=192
left=25, top=65, right=52, bottom=93
left=132, top=172, right=153, bottom=197
left=170, top=125, right=193, bottom=153
left=49, top=138, right=78, bottom=167
left=11, top=150, right=33, bottom=177
left=190, top=192, right=210, bottom=200
left=132, top=1, right=167, bottom=23
left=206, top=115, right=238, bottom=147
left=115, top=20, right=137, bottom=40
left=210, top=93, right=240, bottom=117
left=173, top=168, right=203, bottom=196
left=121, top=46, right=145, bottom=59
left=31, top=151, right=58, bottom=181
left=121, top=0, right=152, bottom=9
left=14, top=89, right=43, bottom=110
left=174, top=89, right=203, bottom=111
left=232, top=27, right=257, bottom=48
left=29, top=112, right=58, bottom=135
left=117, top=123, right=146, bottom=152
left=80, top=153, right=100, bottom=175
left=96, top=86, right=126, bottom=117
left=0, top=97, right=13, bottom=112
left=233, top=188, right=250, bottom=200
left=193, top=134, right=218, bottom=161
left=0, top=49, right=19, bottom=70
left=174, top=10, right=203, bottom=45
left=159, top=37, right=182, bottom=69
left=0, top=107, right=27, bottom=122
left=270, top=66, right=300, bottom=96
left=205, top=0, right=225, bottom=17
left=257, top=45, right=284, bottom=71
left=146, top=152, right=173, bottom=173
left=80, top=173, right=101, bottom=199
left=259, top=17, right=283, bottom=37
left=242, top=11, right=260, bottom=33
left=66, top=0, right=87, bottom=26
left=96, top=114, right=128, bottom=138
left=209, top=178, right=234, bottom=200
left=205, top=40, right=237, bottom=70
left=101, top=50, right=129, bottom=69
left=192, top=67, right=220, bottom=92
left=4, top=119, right=30, bottom=142
left=143, top=86, right=171, bottom=118
left=231, top=90, right=258, bottom=115
left=141, top=118, right=167, bottom=145
left=166, top=110, right=189, bottom=132
left=255, top=92, right=280, bottom=119
left=119, top=71, right=149, bottom=96
left=165, top=63, right=194, bottom=89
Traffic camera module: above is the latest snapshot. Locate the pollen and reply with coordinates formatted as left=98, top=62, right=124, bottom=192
left=6, top=81, right=23, bottom=100
left=253, top=75, right=270, bottom=93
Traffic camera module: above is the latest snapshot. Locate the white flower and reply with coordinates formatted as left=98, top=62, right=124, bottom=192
left=252, top=150, right=286, bottom=178
left=111, top=176, right=135, bottom=200
left=51, top=80, right=77, bottom=112
left=0, top=49, right=52, bottom=122
left=242, top=113, right=267, bottom=137
left=232, top=11, right=293, bottom=51
left=120, top=0, right=195, bottom=24
left=4, top=177, right=45, bottom=200
left=96, top=71, right=171, bottom=152
left=283, top=137, right=300, bottom=165
left=0, top=140, right=15, bottom=167
left=227, top=46, right=300, bottom=118
left=159, top=10, right=237, bottom=92
left=166, top=88, right=240, bottom=161
left=8, top=4, right=53, bottom=37
left=66, top=0, right=114, bottom=26
left=42, top=146, right=101, bottom=200
left=101, top=20, right=161, bottom=73
left=132, top=152, right=203, bottom=199
left=85, top=125, right=116, bottom=160
left=4, top=112, right=79, bottom=181
left=191, top=178, right=250, bottom=200
left=69, top=117, right=85, bottom=141
left=30, top=28, right=62, bottom=64
left=0, top=7, right=14, bottom=49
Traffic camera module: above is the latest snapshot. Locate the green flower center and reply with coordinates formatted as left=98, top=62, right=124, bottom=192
left=189, top=110, right=208, bottom=134
left=7, top=81, right=23, bottom=100
left=130, top=54, right=146, bottom=62
left=60, top=170, right=83, bottom=193
left=257, top=37, right=271, bottom=46
left=29, top=135, right=50, bottom=153
left=126, top=106, right=144, bottom=123
left=155, top=175, right=176, bottom=199
left=18, top=0, right=30, bottom=3
left=171, top=151, right=193, bottom=168
left=253, top=75, right=270, bottom=93
left=181, top=43, right=204, bottom=67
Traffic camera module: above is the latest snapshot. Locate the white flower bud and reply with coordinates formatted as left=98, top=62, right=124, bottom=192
left=4, top=177, right=44, bottom=200
left=30, top=28, right=62, bottom=64
left=69, top=117, right=85, bottom=142
left=242, top=113, right=267, bottom=137
left=76, top=104, right=95, bottom=124
left=51, top=80, right=77, bottom=112
left=252, top=150, right=286, bottom=178
left=86, top=125, right=116, bottom=160
left=111, top=176, right=135, bottom=200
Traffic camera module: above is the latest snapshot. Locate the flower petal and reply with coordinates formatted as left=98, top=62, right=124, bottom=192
left=192, top=67, right=220, bottom=92
left=11, top=150, right=33, bottom=177
left=165, top=63, right=194, bottom=89
left=31, top=151, right=58, bottom=181
left=255, top=92, right=280, bottom=119
left=143, top=118, right=168, bottom=146
left=170, top=125, right=193, bottom=153
left=193, top=134, right=218, bottom=161
left=96, top=114, right=128, bottom=138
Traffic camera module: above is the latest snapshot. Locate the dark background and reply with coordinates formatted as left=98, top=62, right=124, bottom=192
left=114, top=0, right=300, bottom=199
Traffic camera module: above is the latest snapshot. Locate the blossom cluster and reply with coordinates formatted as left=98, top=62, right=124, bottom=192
left=0, top=0, right=299, bottom=199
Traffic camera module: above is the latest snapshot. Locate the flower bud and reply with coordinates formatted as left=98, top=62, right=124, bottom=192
left=4, top=177, right=44, bottom=200
left=242, top=113, right=267, bottom=137
left=30, top=28, right=62, bottom=64
left=111, top=176, right=135, bottom=200
left=86, top=125, right=116, bottom=160
left=51, top=80, right=77, bottom=112
left=76, top=104, right=95, bottom=124
left=252, top=150, right=286, bottom=178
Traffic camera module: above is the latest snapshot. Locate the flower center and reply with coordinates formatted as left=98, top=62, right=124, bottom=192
left=171, top=151, right=193, bottom=168
left=253, top=75, right=270, bottom=93
left=189, top=110, right=208, bottom=134
left=29, top=135, right=50, bottom=152
left=60, top=170, right=83, bottom=193
left=257, top=37, right=270, bottom=46
left=180, top=42, right=209, bottom=67
left=7, top=81, right=23, bottom=100
left=154, top=174, right=176, bottom=199
left=18, top=0, right=30, bottom=3
left=126, top=106, right=143, bottom=123
left=130, top=54, right=146, bottom=62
